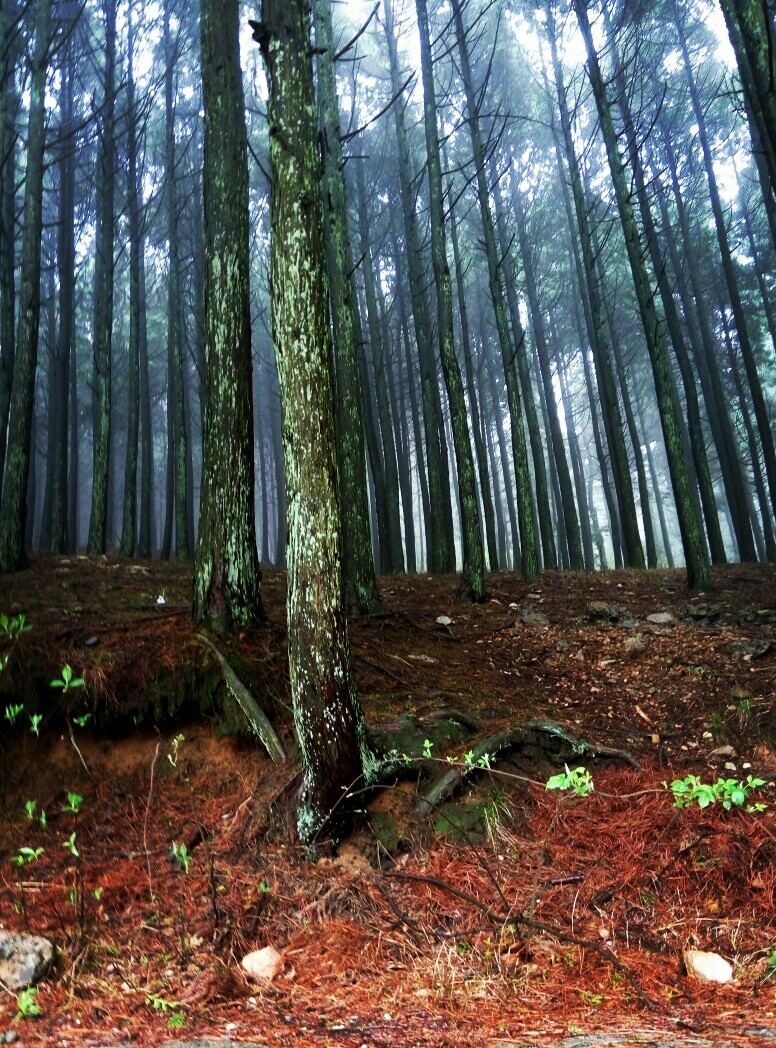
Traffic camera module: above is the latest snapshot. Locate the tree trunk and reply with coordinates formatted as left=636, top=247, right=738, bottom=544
left=674, top=5, right=776, bottom=525
left=312, top=0, right=382, bottom=612
left=382, top=0, right=450, bottom=573
left=194, top=0, right=264, bottom=629
left=543, top=11, right=644, bottom=569
left=257, top=0, right=378, bottom=846
left=87, top=0, right=117, bottom=556
left=415, top=0, right=485, bottom=601
left=0, top=0, right=51, bottom=571
left=452, top=0, right=538, bottom=579
left=120, top=0, right=142, bottom=557
left=575, top=0, right=710, bottom=589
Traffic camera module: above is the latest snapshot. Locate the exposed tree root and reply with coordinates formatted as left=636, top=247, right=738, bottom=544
left=418, top=718, right=640, bottom=815
left=195, top=634, right=286, bottom=764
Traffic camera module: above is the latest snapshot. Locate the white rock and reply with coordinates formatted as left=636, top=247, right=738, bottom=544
left=241, top=946, right=282, bottom=981
left=684, top=949, right=734, bottom=984
left=647, top=612, right=676, bottom=626
left=435, top=615, right=453, bottom=626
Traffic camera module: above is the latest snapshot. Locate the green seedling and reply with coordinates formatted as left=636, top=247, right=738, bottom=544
left=51, top=664, right=84, bottom=693
left=669, top=773, right=767, bottom=811
left=62, top=791, right=83, bottom=814
left=4, top=702, right=23, bottom=726
left=16, top=987, right=41, bottom=1019
left=29, top=713, right=43, bottom=735
left=12, top=846, right=44, bottom=866
left=546, top=765, right=595, bottom=797
left=170, top=840, right=191, bottom=874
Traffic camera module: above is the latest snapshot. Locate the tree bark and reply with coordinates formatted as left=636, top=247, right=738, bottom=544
left=0, top=0, right=51, bottom=570
left=258, top=0, right=379, bottom=846
left=194, top=0, right=264, bottom=629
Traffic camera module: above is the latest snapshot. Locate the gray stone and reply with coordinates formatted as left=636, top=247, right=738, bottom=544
left=726, top=639, right=772, bottom=660
left=587, top=601, right=620, bottom=623
left=0, top=931, right=54, bottom=991
left=520, top=604, right=549, bottom=627
left=646, top=612, right=676, bottom=626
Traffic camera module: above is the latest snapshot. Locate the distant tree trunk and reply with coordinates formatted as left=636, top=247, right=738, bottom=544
left=354, top=163, right=405, bottom=574
left=0, top=0, right=51, bottom=571
left=257, top=0, right=378, bottom=846
left=87, top=0, right=117, bottom=556
left=415, top=0, right=485, bottom=600
left=657, top=126, right=757, bottom=560
left=673, top=6, right=776, bottom=525
left=512, top=188, right=583, bottom=570
left=194, top=0, right=263, bottom=629
left=452, top=0, right=538, bottom=579
left=137, top=255, right=154, bottom=558
left=556, top=354, right=595, bottom=570
left=575, top=0, right=710, bottom=589
left=491, top=167, right=554, bottom=571
left=635, top=396, right=675, bottom=569
left=161, top=0, right=189, bottom=562
left=449, top=191, right=498, bottom=571
left=47, top=38, right=76, bottom=554
left=383, top=0, right=450, bottom=573
left=604, top=23, right=725, bottom=565
left=312, top=0, right=382, bottom=612
left=121, top=0, right=142, bottom=558
left=544, top=12, right=643, bottom=569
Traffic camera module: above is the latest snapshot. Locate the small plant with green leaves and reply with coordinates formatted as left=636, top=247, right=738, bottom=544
left=16, top=987, right=41, bottom=1019
left=4, top=701, right=23, bottom=726
left=170, top=840, right=191, bottom=874
left=669, top=774, right=767, bottom=812
left=546, top=765, right=595, bottom=797
left=10, top=845, right=43, bottom=928
left=51, top=664, right=84, bottom=693
left=146, top=991, right=183, bottom=1013
left=765, top=949, right=776, bottom=981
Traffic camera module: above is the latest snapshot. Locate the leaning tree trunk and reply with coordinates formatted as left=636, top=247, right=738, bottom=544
left=415, top=0, right=485, bottom=601
left=256, top=0, right=379, bottom=846
left=0, top=0, right=51, bottom=571
left=194, top=0, right=264, bottom=629
left=574, top=0, right=710, bottom=590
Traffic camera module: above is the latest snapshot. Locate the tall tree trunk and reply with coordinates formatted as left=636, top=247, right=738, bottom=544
left=674, top=5, right=776, bottom=523
left=415, top=0, right=484, bottom=600
left=575, top=0, right=710, bottom=589
left=162, top=0, right=189, bottom=562
left=449, top=189, right=498, bottom=571
left=605, top=21, right=725, bottom=564
left=512, top=187, right=583, bottom=569
left=121, top=0, right=142, bottom=557
left=0, top=0, right=21, bottom=492
left=354, top=163, right=405, bottom=574
left=0, top=0, right=50, bottom=570
left=194, top=0, right=264, bottom=629
left=87, top=0, right=117, bottom=555
left=543, top=10, right=644, bottom=568
left=452, top=0, right=538, bottom=578
left=257, top=0, right=378, bottom=845
left=382, top=0, right=450, bottom=573
left=312, top=0, right=382, bottom=612
left=556, top=354, right=595, bottom=570
left=655, top=130, right=757, bottom=561
left=47, top=37, right=76, bottom=554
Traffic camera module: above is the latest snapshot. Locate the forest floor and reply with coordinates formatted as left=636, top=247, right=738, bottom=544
left=0, top=557, right=775, bottom=1047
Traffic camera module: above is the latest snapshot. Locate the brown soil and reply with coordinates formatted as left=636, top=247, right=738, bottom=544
left=1, top=557, right=775, bottom=1046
